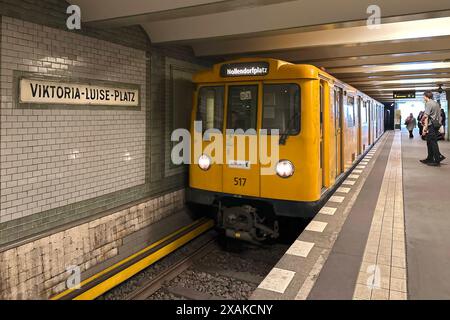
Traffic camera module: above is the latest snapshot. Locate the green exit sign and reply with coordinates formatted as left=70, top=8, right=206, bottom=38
left=393, top=91, right=416, bottom=99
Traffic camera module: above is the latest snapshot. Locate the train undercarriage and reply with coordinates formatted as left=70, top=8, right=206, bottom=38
left=187, top=188, right=321, bottom=244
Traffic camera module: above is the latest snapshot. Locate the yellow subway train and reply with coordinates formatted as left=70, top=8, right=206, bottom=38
left=186, top=58, right=384, bottom=243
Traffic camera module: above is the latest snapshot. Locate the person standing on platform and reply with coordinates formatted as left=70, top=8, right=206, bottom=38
left=420, top=91, right=445, bottom=166
left=417, top=110, right=425, bottom=137
left=405, top=113, right=416, bottom=138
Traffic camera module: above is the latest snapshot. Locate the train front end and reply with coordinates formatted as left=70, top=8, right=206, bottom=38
left=187, top=58, right=322, bottom=243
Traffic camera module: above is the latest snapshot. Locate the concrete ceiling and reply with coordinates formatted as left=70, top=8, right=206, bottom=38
left=70, top=0, right=450, bottom=102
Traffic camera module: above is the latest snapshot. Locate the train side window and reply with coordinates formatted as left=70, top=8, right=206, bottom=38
left=362, top=102, right=368, bottom=124
left=196, top=86, right=224, bottom=132
left=335, top=89, right=341, bottom=130
left=262, top=84, right=300, bottom=135
left=366, top=101, right=370, bottom=122
left=365, top=102, right=369, bottom=123
left=227, top=85, right=258, bottom=131
left=346, top=96, right=355, bottom=127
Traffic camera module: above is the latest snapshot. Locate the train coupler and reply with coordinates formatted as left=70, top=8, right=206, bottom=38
left=219, top=204, right=279, bottom=243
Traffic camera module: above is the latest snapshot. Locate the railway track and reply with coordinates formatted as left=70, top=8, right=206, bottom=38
left=116, top=233, right=289, bottom=300
left=125, top=234, right=218, bottom=300
left=51, top=217, right=215, bottom=300
left=52, top=215, right=304, bottom=300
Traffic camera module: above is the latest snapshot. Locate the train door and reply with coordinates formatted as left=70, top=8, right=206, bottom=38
left=222, top=83, right=261, bottom=197
left=368, top=101, right=373, bottom=145
left=374, top=105, right=378, bottom=139
left=334, top=86, right=343, bottom=177
left=357, top=96, right=362, bottom=155
left=320, top=82, right=325, bottom=189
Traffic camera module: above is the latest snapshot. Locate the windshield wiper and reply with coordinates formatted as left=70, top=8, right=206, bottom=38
left=279, top=112, right=299, bottom=145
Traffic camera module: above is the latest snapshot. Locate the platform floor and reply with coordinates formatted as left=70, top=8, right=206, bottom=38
left=251, top=129, right=450, bottom=300
left=403, top=129, right=450, bottom=299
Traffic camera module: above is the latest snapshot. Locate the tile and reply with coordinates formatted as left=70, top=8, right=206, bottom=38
left=353, top=284, right=372, bottom=300
left=378, top=247, right=392, bottom=258
left=366, top=239, right=379, bottom=248
left=392, top=241, right=405, bottom=251
left=366, top=245, right=379, bottom=255
left=380, top=232, right=393, bottom=241
left=393, top=234, right=405, bottom=241
left=337, top=187, right=351, bottom=193
left=392, top=256, right=406, bottom=268
left=348, top=174, right=360, bottom=179
left=342, top=180, right=356, bottom=186
left=376, top=254, right=391, bottom=266
left=356, top=165, right=366, bottom=169
left=305, top=221, right=328, bottom=233
left=285, top=240, right=314, bottom=258
left=391, top=267, right=406, bottom=280
left=379, top=240, right=392, bottom=249
left=353, top=169, right=363, bottom=174
left=377, top=276, right=391, bottom=290
left=374, top=264, right=391, bottom=278
left=319, top=206, right=337, bottom=215
left=371, top=288, right=389, bottom=300
left=390, top=278, right=407, bottom=293
left=389, top=290, right=407, bottom=300
left=392, top=248, right=405, bottom=258
left=258, top=268, right=295, bottom=294
left=329, top=195, right=345, bottom=203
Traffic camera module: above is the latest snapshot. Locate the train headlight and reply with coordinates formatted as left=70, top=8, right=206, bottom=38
left=198, top=154, right=211, bottom=171
left=276, top=160, right=294, bottom=178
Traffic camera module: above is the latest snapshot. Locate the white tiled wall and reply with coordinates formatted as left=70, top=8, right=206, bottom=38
left=0, top=17, right=147, bottom=222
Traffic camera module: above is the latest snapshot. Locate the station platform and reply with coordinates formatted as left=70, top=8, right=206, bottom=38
left=251, top=130, right=450, bottom=300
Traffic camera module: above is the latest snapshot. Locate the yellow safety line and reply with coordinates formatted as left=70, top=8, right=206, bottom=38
left=51, top=217, right=212, bottom=300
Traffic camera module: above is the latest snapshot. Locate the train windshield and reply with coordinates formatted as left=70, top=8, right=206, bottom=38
left=196, top=86, right=224, bottom=132
left=226, top=85, right=258, bottom=131
left=262, top=84, right=300, bottom=135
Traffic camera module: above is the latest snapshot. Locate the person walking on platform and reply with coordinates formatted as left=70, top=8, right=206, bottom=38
left=405, top=113, right=416, bottom=138
left=439, top=108, right=446, bottom=140
left=420, top=91, right=445, bottom=166
left=417, top=110, right=425, bottom=137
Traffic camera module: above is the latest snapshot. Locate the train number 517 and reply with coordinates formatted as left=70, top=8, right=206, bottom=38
left=233, top=177, right=247, bottom=186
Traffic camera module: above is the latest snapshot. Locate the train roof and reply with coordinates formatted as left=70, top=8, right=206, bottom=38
left=193, top=57, right=382, bottom=105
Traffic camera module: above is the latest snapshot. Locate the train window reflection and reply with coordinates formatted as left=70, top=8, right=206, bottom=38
left=197, top=86, right=224, bottom=132
left=226, top=85, right=258, bottom=131
left=262, top=84, right=300, bottom=135
left=362, top=102, right=368, bottom=124
left=346, top=96, right=356, bottom=128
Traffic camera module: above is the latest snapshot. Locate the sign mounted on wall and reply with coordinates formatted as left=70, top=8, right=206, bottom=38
left=19, top=78, right=140, bottom=107
left=220, top=62, right=269, bottom=77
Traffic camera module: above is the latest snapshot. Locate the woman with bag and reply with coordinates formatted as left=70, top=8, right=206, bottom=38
left=438, top=108, right=446, bottom=140
left=417, top=110, right=425, bottom=136
left=405, top=113, right=416, bottom=138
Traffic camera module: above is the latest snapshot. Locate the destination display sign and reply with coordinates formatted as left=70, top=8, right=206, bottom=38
left=393, top=91, right=416, bottom=99
left=220, top=62, right=269, bottom=77
left=19, top=78, right=139, bottom=107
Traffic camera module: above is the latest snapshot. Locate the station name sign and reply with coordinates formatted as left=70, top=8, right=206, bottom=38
left=393, top=90, right=416, bottom=99
left=220, top=62, right=269, bottom=77
left=19, top=78, right=139, bottom=107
